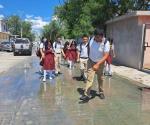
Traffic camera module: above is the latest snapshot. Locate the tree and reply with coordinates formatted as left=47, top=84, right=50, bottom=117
left=55, top=0, right=150, bottom=38
left=7, top=15, right=21, bottom=36
left=42, top=20, right=61, bottom=42
left=22, top=21, right=35, bottom=41
left=7, top=15, right=35, bottom=41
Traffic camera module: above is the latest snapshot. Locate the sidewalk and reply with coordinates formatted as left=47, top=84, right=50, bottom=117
left=112, top=65, right=150, bottom=87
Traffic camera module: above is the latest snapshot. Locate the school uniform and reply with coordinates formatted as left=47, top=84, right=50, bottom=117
left=67, top=44, right=77, bottom=69
left=53, top=41, right=63, bottom=74
left=84, top=37, right=110, bottom=96
left=43, top=42, right=55, bottom=82
left=43, top=46, right=55, bottom=70
left=78, top=42, right=89, bottom=80
left=68, top=44, right=77, bottom=62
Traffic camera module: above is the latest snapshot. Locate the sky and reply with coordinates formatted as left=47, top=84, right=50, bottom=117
left=0, top=0, right=64, bottom=33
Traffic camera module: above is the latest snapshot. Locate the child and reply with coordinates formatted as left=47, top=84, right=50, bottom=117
left=67, top=41, right=77, bottom=69
left=63, top=41, right=70, bottom=66
left=43, top=40, right=55, bottom=82
left=105, top=38, right=115, bottom=76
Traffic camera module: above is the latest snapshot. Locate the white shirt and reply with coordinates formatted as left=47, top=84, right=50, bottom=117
left=53, top=42, right=63, bottom=53
left=77, top=43, right=88, bottom=58
left=89, top=37, right=110, bottom=62
left=39, top=42, right=44, bottom=49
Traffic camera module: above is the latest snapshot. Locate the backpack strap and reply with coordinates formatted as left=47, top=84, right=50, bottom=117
left=87, top=37, right=94, bottom=57
left=104, top=38, right=107, bottom=45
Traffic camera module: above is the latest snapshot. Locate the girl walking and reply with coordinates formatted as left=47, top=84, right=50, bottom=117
left=43, top=40, right=55, bottom=82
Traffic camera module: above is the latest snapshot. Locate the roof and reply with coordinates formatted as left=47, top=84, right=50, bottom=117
left=106, top=11, right=150, bottom=24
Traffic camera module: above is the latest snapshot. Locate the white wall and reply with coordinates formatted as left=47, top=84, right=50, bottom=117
left=106, top=17, right=144, bottom=69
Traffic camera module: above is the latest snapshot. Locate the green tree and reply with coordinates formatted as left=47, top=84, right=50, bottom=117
left=7, top=15, right=35, bottom=41
left=7, top=15, right=21, bottom=36
left=42, top=20, right=62, bottom=41
left=55, top=0, right=150, bottom=38
left=22, top=21, right=35, bottom=41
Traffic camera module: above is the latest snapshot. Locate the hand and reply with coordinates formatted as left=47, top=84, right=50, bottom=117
left=93, top=63, right=99, bottom=71
left=63, top=54, right=66, bottom=58
left=42, top=53, right=45, bottom=59
left=77, top=58, right=80, bottom=62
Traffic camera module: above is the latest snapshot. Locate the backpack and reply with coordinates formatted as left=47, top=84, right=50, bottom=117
left=36, top=42, right=45, bottom=57
left=79, top=42, right=89, bottom=53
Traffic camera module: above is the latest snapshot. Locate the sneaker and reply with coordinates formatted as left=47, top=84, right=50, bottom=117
left=39, top=70, right=44, bottom=75
left=80, top=95, right=90, bottom=101
left=108, top=73, right=112, bottom=77
left=83, top=79, right=87, bottom=83
left=58, top=72, right=62, bottom=75
left=48, top=76, right=53, bottom=80
left=42, top=78, right=46, bottom=82
left=99, top=93, right=105, bottom=99
left=78, top=75, right=84, bottom=81
left=54, top=73, right=58, bottom=76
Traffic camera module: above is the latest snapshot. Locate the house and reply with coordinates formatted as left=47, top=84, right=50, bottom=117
left=106, top=11, right=150, bottom=70
left=0, top=19, right=10, bottom=42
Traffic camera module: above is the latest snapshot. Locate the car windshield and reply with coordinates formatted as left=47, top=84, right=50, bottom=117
left=15, top=39, right=29, bottom=44
left=1, top=42, right=10, bottom=44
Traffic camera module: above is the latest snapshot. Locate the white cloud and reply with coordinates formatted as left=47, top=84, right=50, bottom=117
left=0, top=4, right=4, bottom=9
left=25, top=14, right=34, bottom=19
left=0, top=14, right=4, bottom=19
left=25, top=16, right=49, bottom=33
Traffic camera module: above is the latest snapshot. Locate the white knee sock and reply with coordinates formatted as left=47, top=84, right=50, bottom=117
left=43, top=70, right=47, bottom=80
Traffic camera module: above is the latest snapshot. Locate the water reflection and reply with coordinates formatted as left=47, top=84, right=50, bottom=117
left=141, top=88, right=150, bottom=111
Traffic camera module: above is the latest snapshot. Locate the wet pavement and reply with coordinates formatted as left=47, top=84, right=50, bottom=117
left=0, top=56, right=150, bottom=125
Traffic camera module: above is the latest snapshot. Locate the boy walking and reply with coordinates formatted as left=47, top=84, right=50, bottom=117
left=80, top=29, right=110, bottom=101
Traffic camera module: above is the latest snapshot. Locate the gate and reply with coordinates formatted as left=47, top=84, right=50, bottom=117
left=143, top=24, right=150, bottom=69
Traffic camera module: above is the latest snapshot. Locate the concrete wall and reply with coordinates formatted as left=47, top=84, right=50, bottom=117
left=0, top=32, right=9, bottom=42
left=106, top=16, right=144, bottom=69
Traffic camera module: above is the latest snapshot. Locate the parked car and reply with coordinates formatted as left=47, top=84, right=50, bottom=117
left=0, top=41, right=13, bottom=52
left=13, top=38, right=32, bottom=56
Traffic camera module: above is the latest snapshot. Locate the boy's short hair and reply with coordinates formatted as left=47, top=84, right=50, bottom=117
left=94, top=29, right=104, bottom=36
left=82, top=34, right=88, bottom=38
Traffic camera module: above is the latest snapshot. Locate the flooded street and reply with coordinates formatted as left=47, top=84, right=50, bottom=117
left=0, top=56, right=150, bottom=125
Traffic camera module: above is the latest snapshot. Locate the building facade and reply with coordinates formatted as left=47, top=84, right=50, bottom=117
left=106, top=11, right=150, bottom=70
left=0, top=19, right=10, bottom=41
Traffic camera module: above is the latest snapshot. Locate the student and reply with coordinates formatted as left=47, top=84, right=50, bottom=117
left=80, top=29, right=110, bottom=101
left=105, top=38, right=115, bottom=76
left=67, top=41, right=77, bottom=69
left=77, top=34, right=89, bottom=82
left=43, top=40, right=55, bottom=82
left=53, top=36, right=65, bottom=75
left=63, top=41, right=70, bottom=66
left=39, top=37, right=47, bottom=74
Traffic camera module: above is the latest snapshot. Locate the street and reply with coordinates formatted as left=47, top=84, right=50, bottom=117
left=0, top=53, right=150, bottom=125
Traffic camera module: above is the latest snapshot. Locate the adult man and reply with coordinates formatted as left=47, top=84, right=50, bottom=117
left=80, top=29, right=110, bottom=101
left=77, top=35, right=89, bottom=82
left=53, top=36, right=65, bottom=75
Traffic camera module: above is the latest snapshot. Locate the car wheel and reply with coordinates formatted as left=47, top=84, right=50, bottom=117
left=13, top=52, right=17, bottom=56
left=28, top=51, right=32, bottom=56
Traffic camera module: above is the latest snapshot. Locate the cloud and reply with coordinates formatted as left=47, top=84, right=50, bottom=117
left=0, top=14, right=4, bottom=19
left=25, top=14, right=34, bottom=19
left=0, top=4, right=4, bottom=9
left=25, top=16, right=49, bottom=33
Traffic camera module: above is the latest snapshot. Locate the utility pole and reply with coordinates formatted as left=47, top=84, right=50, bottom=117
left=21, top=23, right=22, bottom=38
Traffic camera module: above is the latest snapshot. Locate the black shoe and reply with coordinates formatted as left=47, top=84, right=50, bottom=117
left=54, top=73, right=58, bottom=76
left=99, top=93, right=105, bottom=99
left=58, top=72, right=62, bottom=75
left=83, top=79, right=87, bottom=83
left=79, top=76, right=86, bottom=81
left=80, top=95, right=90, bottom=101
